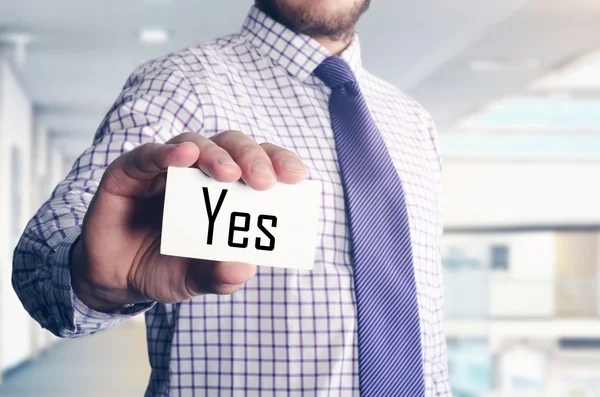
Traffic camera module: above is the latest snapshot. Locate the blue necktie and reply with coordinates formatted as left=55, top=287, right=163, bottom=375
left=314, top=56, right=425, bottom=396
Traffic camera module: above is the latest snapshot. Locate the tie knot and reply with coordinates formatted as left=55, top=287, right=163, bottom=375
left=313, top=56, right=356, bottom=89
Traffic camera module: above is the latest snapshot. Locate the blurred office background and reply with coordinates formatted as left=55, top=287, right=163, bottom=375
left=1, top=0, right=600, bottom=396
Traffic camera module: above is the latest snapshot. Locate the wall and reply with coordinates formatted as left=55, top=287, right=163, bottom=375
left=29, top=122, right=65, bottom=353
left=443, top=232, right=556, bottom=318
left=489, top=232, right=555, bottom=317
left=0, top=60, right=35, bottom=370
left=443, top=158, right=600, bottom=228
left=554, top=232, right=599, bottom=317
left=545, top=349, right=600, bottom=397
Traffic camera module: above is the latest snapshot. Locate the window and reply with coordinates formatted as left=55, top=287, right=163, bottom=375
left=490, top=245, right=509, bottom=271
left=11, top=145, right=22, bottom=247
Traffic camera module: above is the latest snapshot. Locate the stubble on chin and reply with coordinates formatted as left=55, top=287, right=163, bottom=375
left=256, top=0, right=370, bottom=41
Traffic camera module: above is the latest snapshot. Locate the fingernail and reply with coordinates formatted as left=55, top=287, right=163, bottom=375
left=283, top=160, right=306, bottom=173
left=217, top=155, right=236, bottom=165
left=251, top=161, right=276, bottom=179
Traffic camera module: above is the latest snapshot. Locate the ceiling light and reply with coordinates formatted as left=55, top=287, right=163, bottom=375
left=456, top=96, right=600, bottom=130
left=0, top=32, right=34, bottom=45
left=139, top=28, right=169, bottom=44
left=469, top=58, right=540, bottom=72
left=530, top=49, right=600, bottom=90
left=0, top=32, right=34, bottom=67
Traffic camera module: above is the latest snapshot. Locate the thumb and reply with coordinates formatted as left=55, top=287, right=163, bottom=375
left=185, top=260, right=257, bottom=296
left=101, top=142, right=199, bottom=198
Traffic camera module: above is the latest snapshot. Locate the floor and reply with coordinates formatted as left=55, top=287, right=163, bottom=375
left=0, top=320, right=151, bottom=397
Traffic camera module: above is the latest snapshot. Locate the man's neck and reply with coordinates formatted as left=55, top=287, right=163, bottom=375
left=253, top=1, right=355, bottom=56
left=313, top=35, right=353, bottom=56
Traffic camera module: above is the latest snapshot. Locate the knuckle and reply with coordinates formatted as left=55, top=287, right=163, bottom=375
left=259, top=142, right=277, bottom=150
left=135, top=142, right=153, bottom=157
left=212, top=130, right=248, bottom=147
left=198, top=138, right=218, bottom=151
left=135, top=143, right=158, bottom=162
left=178, top=132, right=198, bottom=141
left=261, top=142, right=297, bottom=160
left=168, top=131, right=200, bottom=146
left=237, top=143, right=264, bottom=160
left=221, top=130, right=245, bottom=139
left=196, top=141, right=226, bottom=162
left=206, top=146, right=230, bottom=159
left=135, top=144, right=151, bottom=161
left=212, top=284, right=242, bottom=295
left=184, top=276, right=203, bottom=297
left=273, top=150, right=300, bottom=165
left=198, top=146, right=228, bottom=165
left=274, top=148, right=297, bottom=161
left=101, top=163, right=129, bottom=194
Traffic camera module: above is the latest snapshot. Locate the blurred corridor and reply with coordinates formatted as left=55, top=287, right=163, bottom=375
left=0, top=321, right=150, bottom=397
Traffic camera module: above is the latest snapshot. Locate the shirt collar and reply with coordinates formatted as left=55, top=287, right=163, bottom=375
left=241, top=5, right=363, bottom=82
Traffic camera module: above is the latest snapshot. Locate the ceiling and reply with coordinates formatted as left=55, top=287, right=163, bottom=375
left=0, top=0, right=599, bottom=160
left=411, top=0, right=600, bottom=133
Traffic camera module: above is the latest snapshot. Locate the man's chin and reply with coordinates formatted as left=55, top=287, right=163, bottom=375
left=256, top=0, right=369, bottom=40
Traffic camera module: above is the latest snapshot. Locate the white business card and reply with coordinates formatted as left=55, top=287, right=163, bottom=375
left=161, top=167, right=321, bottom=270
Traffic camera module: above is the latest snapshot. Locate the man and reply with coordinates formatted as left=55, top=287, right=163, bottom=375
left=13, top=0, right=450, bottom=395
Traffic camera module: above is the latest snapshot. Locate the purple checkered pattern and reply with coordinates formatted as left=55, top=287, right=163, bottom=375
left=13, top=5, right=450, bottom=397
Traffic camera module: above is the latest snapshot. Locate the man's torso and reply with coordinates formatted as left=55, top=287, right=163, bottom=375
left=122, top=8, right=445, bottom=397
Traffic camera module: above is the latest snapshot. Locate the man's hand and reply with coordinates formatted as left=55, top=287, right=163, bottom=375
left=71, top=131, right=307, bottom=312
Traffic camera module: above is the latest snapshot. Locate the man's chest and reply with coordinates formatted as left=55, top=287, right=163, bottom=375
left=173, top=66, right=444, bottom=370
left=191, top=70, right=442, bottom=273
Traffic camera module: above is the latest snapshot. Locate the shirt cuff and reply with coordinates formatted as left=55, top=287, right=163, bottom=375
left=52, top=228, right=155, bottom=336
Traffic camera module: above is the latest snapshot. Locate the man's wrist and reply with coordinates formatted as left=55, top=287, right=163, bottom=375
left=70, top=238, right=134, bottom=313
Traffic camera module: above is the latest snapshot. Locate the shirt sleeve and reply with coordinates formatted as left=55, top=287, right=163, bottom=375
left=422, top=109, right=453, bottom=396
left=12, top=55, right=204, bottom=338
